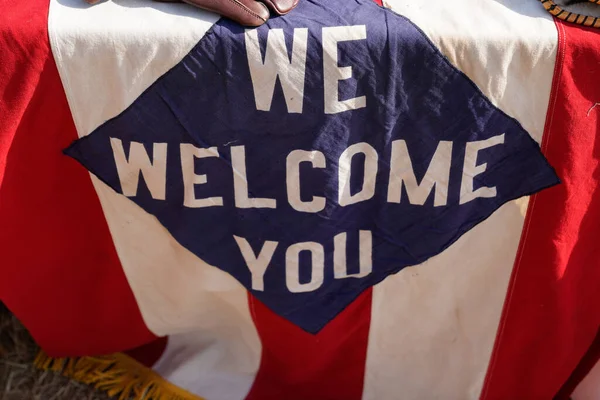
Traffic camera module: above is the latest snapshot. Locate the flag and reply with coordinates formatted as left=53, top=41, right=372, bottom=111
left=1, top=0, right=599, bottom=399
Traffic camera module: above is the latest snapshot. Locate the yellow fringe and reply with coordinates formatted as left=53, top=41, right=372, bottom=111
left=34, top=350, right=204, bottom=400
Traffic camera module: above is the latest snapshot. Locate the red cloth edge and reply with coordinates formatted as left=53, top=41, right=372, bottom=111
left=480, top=18, right=600, bottom=400
left=0, top=0, right=158, bottom=357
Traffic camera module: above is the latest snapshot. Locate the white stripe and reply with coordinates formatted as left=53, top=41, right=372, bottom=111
left=573, top=359, right=600, bottom=400
left=47, top=2, right=261, bottom=399
left=363, top=1, right=557, bottom=399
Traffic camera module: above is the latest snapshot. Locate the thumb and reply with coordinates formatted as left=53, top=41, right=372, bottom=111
left=180, top=0, right=270, bottom=26
left=261, top=0, right=299, bottom=15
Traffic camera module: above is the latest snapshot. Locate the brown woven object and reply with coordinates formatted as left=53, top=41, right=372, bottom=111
left=540, top=0, right=600, bottom=28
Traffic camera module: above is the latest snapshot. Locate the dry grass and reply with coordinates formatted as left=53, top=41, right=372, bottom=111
left=0, top=303, right=112, bottom=400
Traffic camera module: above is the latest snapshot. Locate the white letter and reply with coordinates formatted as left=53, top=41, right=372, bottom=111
left=338, top=142, right=378, bottom=207
left=231, top=145, right=277, bottom=209
left=110, top=138, right=167, bottom=200
left=245, top=28, right=308, bottom=113
left=180, top=144, right=223, bottom=208
left=334, top=230, right=373, bottom=279
left=234, top=235, right=278, bottom=291
left=460, top=134, right=505, bottom=205
left=387, top=140, right=452, bottom=207
left=286, top=242, right=324, bottom=293
left=322, top=25, right=367, bottom=114
left=286, top=150, right=326, bottom=213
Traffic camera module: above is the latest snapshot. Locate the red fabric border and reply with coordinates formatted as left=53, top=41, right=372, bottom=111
left=481, top=18, right=600, bottom=400
left=0, top=0, right=157, bottom=357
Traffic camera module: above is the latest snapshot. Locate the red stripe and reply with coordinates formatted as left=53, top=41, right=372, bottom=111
left=0, top=0, right=157, bottom=357
left=481, top=19, right=600, bottom=399
left=246, top=290, right=372, bottom=400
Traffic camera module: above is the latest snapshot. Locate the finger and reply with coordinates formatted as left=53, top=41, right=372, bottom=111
left=261, top=0, right=299, bottom=15
left=180, top=0, right=270, bottom=27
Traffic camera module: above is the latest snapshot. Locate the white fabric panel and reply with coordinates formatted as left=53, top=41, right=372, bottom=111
left=363, top=1, right=557, bottom=399
left=573, top=359, right=600, bottom=400
left=47, top=2, right=261, bottom=399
